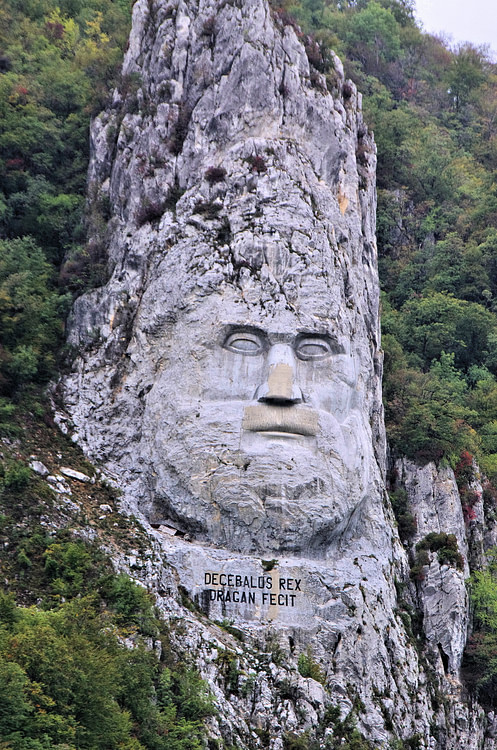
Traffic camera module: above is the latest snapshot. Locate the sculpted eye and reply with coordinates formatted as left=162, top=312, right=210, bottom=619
left=295, top=337, right=332, bottom=360
left=224, top=332, right=264, bottom=355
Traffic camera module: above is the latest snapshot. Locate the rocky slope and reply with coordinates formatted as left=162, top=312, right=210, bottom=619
left=56, top=0, right=497, bottom=746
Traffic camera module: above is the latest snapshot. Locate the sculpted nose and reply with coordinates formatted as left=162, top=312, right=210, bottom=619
left=256, top=344, right=303, bottom=404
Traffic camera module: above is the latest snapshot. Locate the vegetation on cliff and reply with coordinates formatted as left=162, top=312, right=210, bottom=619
left=0, top=414, right=215, bottom=749
left=0, top=0, right=131, bottom=403
left=0, top=565, right=214, bottom=750
left=4, top=0, right=497, bottom=741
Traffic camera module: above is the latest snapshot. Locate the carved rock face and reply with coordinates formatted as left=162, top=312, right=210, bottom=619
left=61, top=0, right=383, bottom=558
left=142, top=283, right=378, bottom=554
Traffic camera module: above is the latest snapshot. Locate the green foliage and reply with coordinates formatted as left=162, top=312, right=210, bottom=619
left=0, top=0, right=132, bottom=400
left=410, top=533, right=464, bottom=581
left=463, top=551, right=497, bottom=707
left=0, top=3, right=211, bottom=747
left=0, top=237, right=70, bottom=394
left=0, top=0, right=131, bottom=250
left=0, top=538, right=213, bottom=750
left=416, top=532, right=464, bottom=570
left=216, top=618, right=245, bottom=641
left=383, top=342, right=480, bottom=463
left=320, top=707, right=377, bottom=749
left=297, top=649, right=326, bottom=684
left=447, top=44, right=488, bottom=111
left=159, top=666, right=215, bottom=722
left=215, top=649, right=241, bottom=695
left=280, top=703, right=377, bottom=749
left=342, top=1, right=402, bottom=68
left=43, top=539, right=102, bottom=598
left=99, top=572, right=159, bottom=636
left=470, top=566, right=497, bottom=631
left=395, top=293, right=497, bottom=372
left=281, top=0, right=497, bottom=469
left=389, top=488, right=416, bottom=541
left=261, top=558, right=278, bottom=571
left=2, top=460, right=32, bottom=491
left=283, top=730, right=317, bottom=750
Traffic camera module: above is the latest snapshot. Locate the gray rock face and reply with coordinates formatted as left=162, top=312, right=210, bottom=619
left=64, top=0, right=384, bottom=560
left=395, top=459, right=483, bottom=677
left=58, top=0, right=495, bottom=747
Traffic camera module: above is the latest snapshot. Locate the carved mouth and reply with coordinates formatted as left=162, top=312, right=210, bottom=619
left=242, top=405, right=318, bottom=437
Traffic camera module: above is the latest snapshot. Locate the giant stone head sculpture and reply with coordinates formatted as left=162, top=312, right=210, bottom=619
left=62, top=0, right=385, bottom=558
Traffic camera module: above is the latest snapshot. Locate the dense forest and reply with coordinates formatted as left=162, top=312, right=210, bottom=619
left=4, top=0, right=497, bottom=745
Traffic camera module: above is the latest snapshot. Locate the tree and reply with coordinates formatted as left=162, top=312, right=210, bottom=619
left=0, top=237, right=69, bottom=393
left=343, top=1, right=402, bottom=71
left=398, top=292, right=497, bottom=372
left=447, top=43, right=488, bottom=112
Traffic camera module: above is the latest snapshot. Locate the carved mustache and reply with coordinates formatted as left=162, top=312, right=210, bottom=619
left=242, top=404, right=318, bottom=436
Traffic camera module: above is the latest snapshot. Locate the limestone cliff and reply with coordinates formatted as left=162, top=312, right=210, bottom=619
left=57, top=0, right=496, bottom=747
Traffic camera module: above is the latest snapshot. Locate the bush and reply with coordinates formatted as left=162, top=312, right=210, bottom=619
left=462, top=632, right=497, bottom=708
left=169, top=103, right=192, bottom=155
left=283, top=730, right=316, bottom=750
left=2, top=461, right=31, bottom=491
left=136, top=199, right=166, bottom=227
left=416, top=532, right=464, bottom=570
left=297, top=649, right=325, bottom=683
left=204, top=166, right=227, bottom=184
left=99, top=572, right=159, bottom=635
left=320, top=707, right=376, bottom=749
left=389, top=488, right=416, bottom=541
left=246, top=155, right=267, bottom=173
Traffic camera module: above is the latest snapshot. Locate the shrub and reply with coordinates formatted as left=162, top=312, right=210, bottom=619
left=283, top=731, right=316, bottom=750
left=60, top=250, right=105, bottom=291
left=192, top=200, right=223, bottom=219
left=297, top=649, right=325, bottom=684
left=2, top=461, right=31, bottom=491
left=320, top=707, right=376, bottom=749
left=43, top=541, right=96, bottom=597
left=454, top=450, right=475, bottom=486
left=169, top=103, right=192, bottom=155
left=201, top=16, right=216, bottom=37
left=415, top=532, right=464, bottom=571
left=304, top=37, right=327, bottom=72
left=204, top=166, right=227, bottom=184
left=99, top=572, right=158, bottom=635
left=389, top=488, right=416, bottom=541
left=409, top=549, right=430, bottom=582
left=136, top=200, right=166, bottom=227
left=247, top=155, right=267, bottom=173
left=214, top=649, right=240, bottom=695
left=462, top=631, right=497, bottom=708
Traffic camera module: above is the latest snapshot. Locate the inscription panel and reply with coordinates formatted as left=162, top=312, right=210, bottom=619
left=163, top=539, right=326, bottom=627
left=204, top=572, right=302, bottom=607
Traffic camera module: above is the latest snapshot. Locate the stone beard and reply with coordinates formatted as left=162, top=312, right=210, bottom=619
left=138, top=259, right=382, bottom=556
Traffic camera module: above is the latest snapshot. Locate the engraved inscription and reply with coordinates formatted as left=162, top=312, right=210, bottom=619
left=204, top=571, right=302, bottom=607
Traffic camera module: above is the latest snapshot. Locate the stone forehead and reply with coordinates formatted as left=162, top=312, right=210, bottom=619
left=138, top=240, right=358, bottom=339
left=140, top=174, right=362, bottom=324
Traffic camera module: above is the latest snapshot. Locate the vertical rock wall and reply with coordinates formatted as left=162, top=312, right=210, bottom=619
left=57, top=0, right=497, bottom=746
